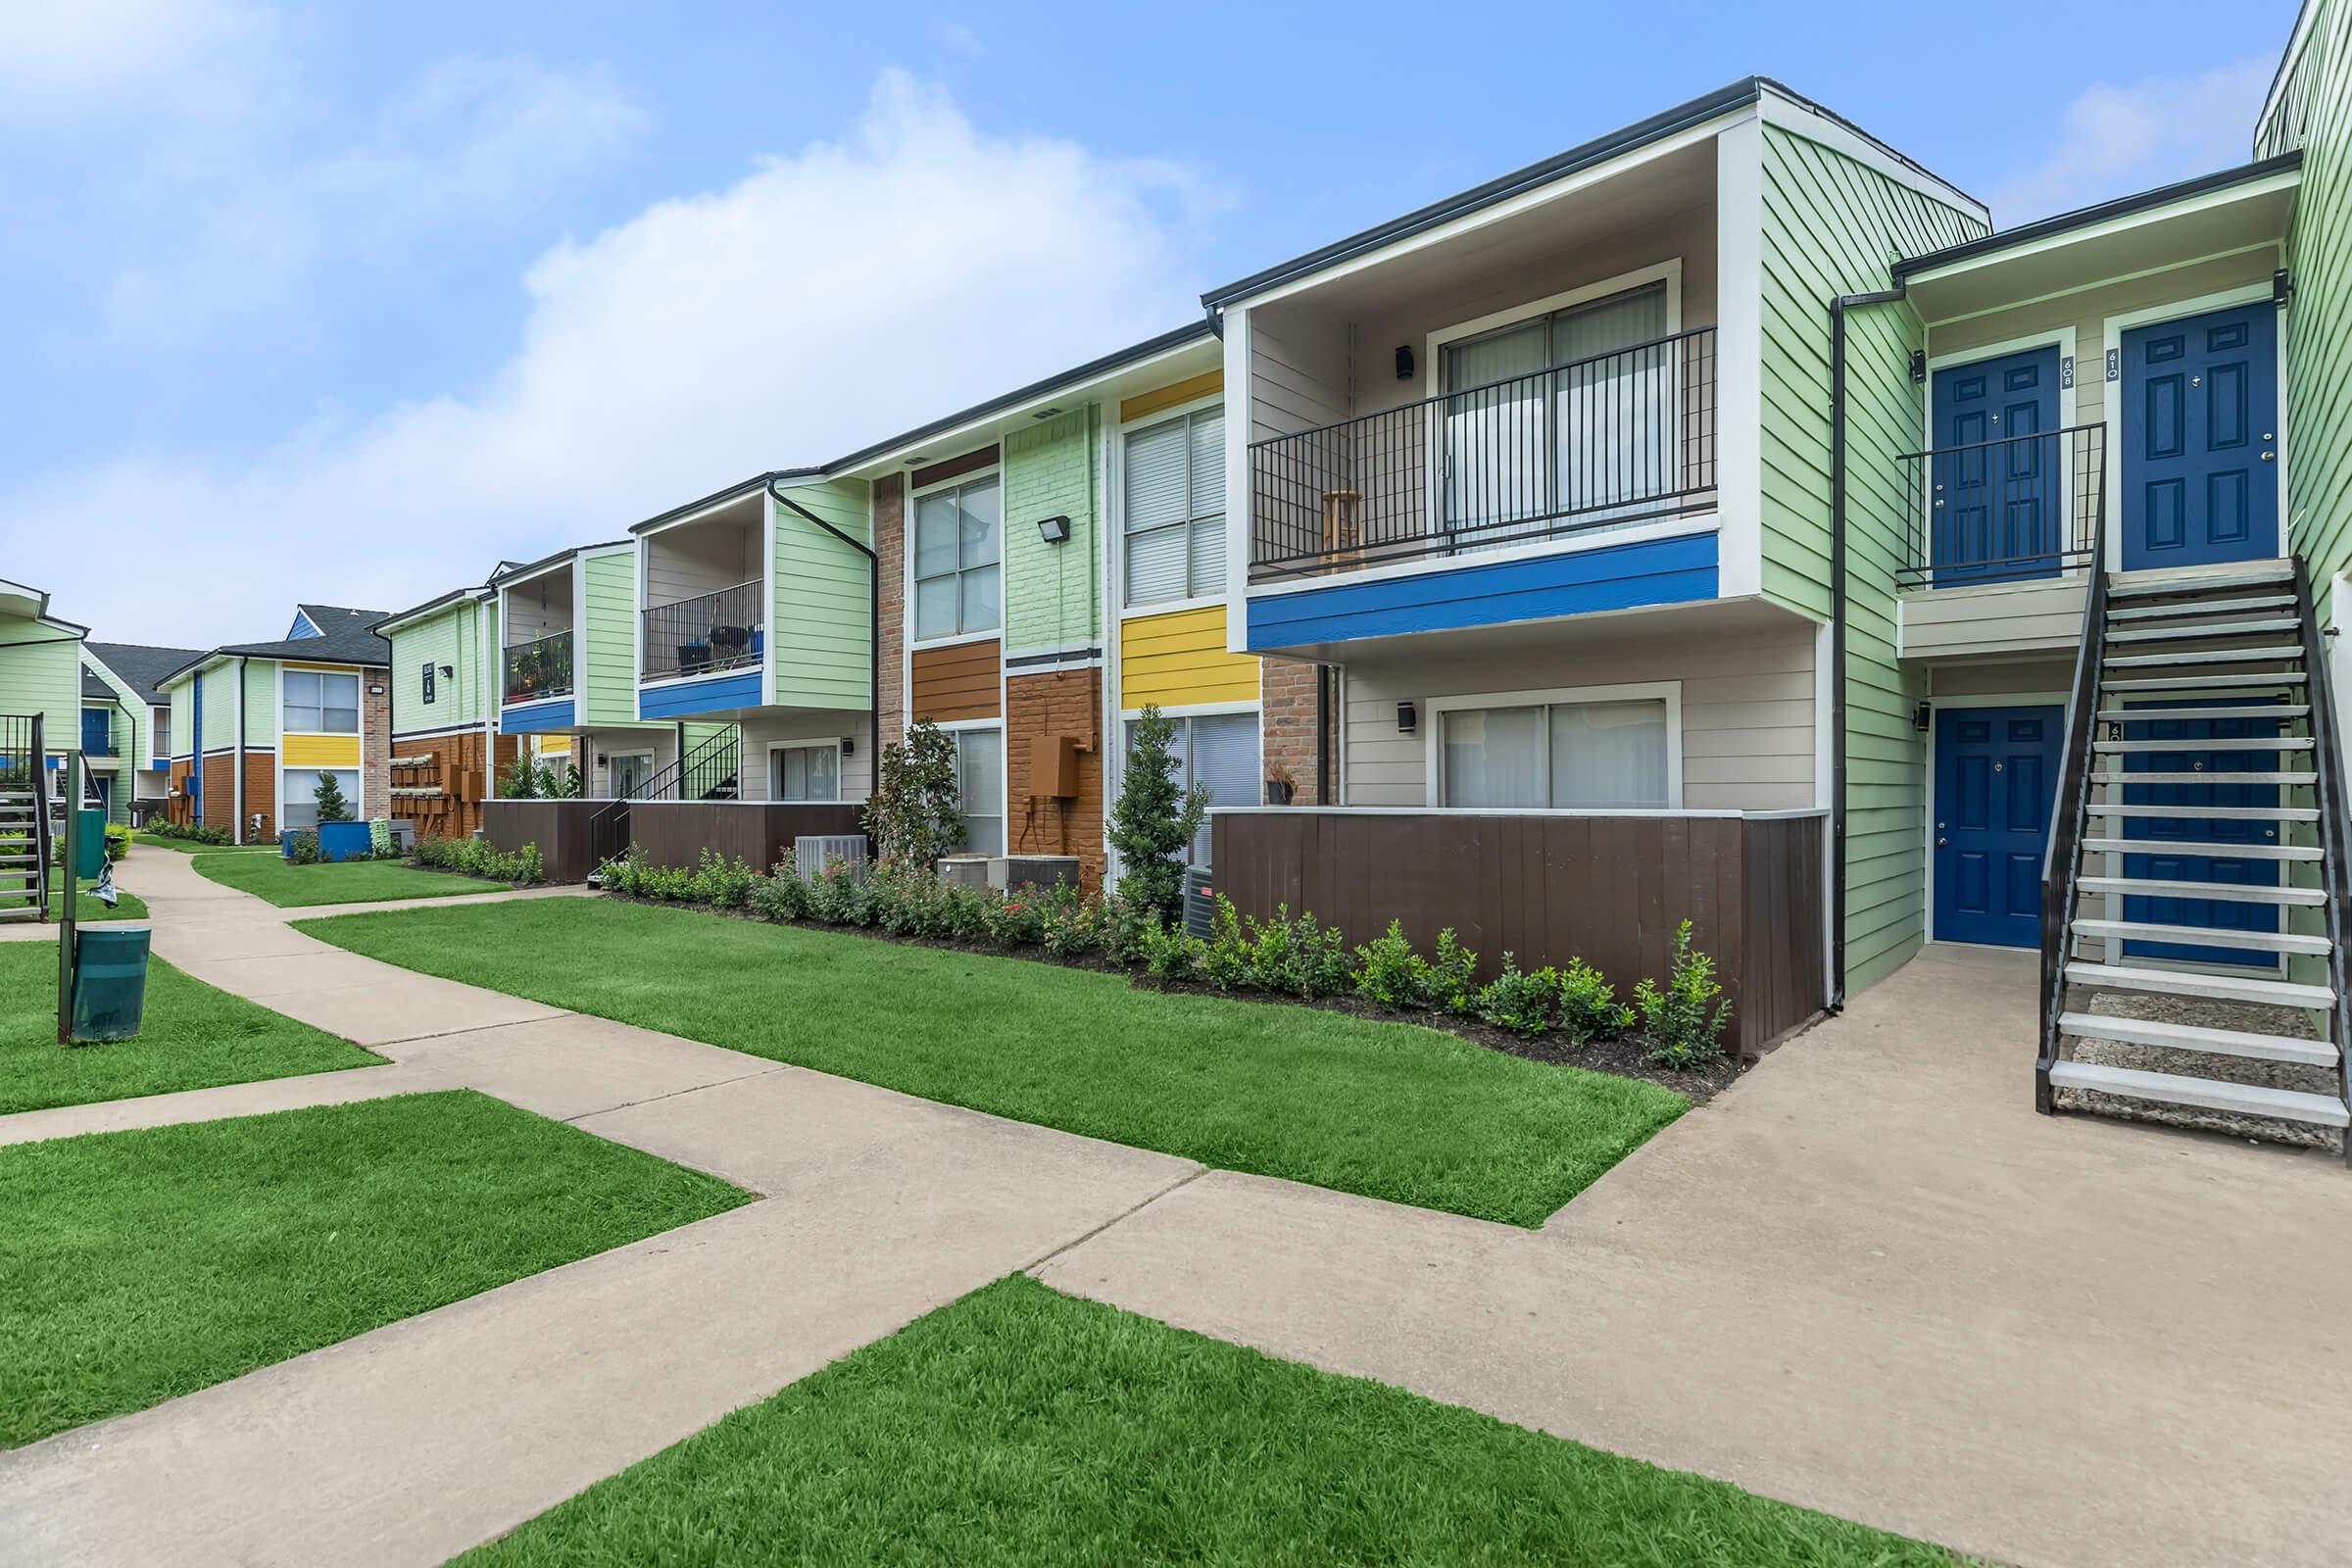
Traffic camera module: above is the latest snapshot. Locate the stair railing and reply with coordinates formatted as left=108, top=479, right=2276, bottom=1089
left=584, top=724, right=740, bottom=866
left=2290, top=559, right=2352, bottom=1160
left=2035, top=501, right=2110, bottom=1112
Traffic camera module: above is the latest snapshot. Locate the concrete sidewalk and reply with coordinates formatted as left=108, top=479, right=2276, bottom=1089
left=1039, top=944, right=2352, bottom=1568
left=0, top=845, right=1203, bottom=1567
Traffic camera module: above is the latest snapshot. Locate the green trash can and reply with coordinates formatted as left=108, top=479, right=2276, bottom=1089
left=74, top=808, right=106, bottom=879
left=71, top=927, right=150, bottom=1042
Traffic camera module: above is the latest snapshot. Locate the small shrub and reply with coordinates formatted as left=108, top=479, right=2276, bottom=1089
left=416, top=834, right=547, bottom=886
left=865, top=719, right=965, bottom=870
left=1428, top=928, right=1480, bottom=1016
left=1198, top=897, right=1250, bottom=991
left=1036, top=884, right=1101, bottom=958
left=1096, top=892, right=1157, bottom=967
left=288, top=832, right=320, bottom=865
left=146, top=819, right=231, bottom=846
left=806, top=861, right=874, bottom=926
left=937, top=880, right=993, bottom=942
left=1556, top=957, right=1634, bottom=1043
left=748, top=865, right=807, bottom=921
left=1106, top=705, right=1208, bottom=920
left=686, top=849, right=758, bottom=909
left=1353, top=920, right=1428, bottom=1009
left=1476, top=954, right=1558, bottom=1039
left=1637, top=919, right=1733, bottom=1069
left=104, top=822, right=132, bottom=860
left=1137, top=913, right=1203, bottom=983
left=1241, top=905, right=1350, bottom=1000
left=984, top=885, right=1048, bottom=949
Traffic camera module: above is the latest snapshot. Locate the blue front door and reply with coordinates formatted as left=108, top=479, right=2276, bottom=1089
left=1935, top=706, right=2063, bottom=947
left=1930, top=346, right=2061, bottom=584
left=81, top=708, right=110, bottom=756
left=2121, top=302, right=2279, bottom=570
left=2118, top=705, right=2282, bottom=967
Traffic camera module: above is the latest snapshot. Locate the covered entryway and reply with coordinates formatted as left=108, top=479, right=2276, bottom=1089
left=1933, top=705, right=2063, bottom=947
left=2121, top=300, right=2280, bottom=570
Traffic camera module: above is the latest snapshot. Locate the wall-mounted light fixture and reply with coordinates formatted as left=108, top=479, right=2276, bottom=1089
left=368, top=684, right=385, bottom=696
left=1396, top=701, right=1417, bottom=734
left=439, top=663, right=455, bottom=678
left=841, top=737, right=856, bottom=757
left=1395, top=345, right=1415, bottom=381
left=1913, top=702, right=1932, bottom=732
left=1036, top=514, right=1072, bottom=545
left=1908, top=350, right=1927, bottom=384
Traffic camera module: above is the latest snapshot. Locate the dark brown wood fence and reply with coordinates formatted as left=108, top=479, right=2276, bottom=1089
left=482, top=800, right=603, bottom=884
left=1209, top=809, right=1827, bottom=1054
left=625, top=802, right=869, bottom=873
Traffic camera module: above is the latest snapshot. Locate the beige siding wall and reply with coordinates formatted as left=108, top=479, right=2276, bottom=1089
left=736, top=710, right=874, bottom=803
left=1929, top=659, right=2073, bottom=699
left=1898, top=576, right=2089, bottom=660
left=1338, top=618, right=1816, bottom=809
left=1248, top=308, right=1350, bottom=442
left=645, top=509, right=760, bottom=608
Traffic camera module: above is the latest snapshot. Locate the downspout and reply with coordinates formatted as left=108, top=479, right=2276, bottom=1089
left=1828, top=285, right=1907, bottom=1011
left=767, top=475, right=880, bottom=790
left=1314, top=665, right=1331, bottom=805
left=234, top=656, right=248, bottom=845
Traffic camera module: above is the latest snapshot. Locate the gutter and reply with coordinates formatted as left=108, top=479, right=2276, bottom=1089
left=766, top=475, right=881, bottom=777
left=1827, top=285, right=1908, bottom=1011
left=234, top=656, right=248, bottom=845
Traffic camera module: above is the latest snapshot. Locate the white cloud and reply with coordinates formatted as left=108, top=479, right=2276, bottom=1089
left=1989, top=58, right=2277, bottom=223
left=928, top=19, right=986, bottom=56
left=0, top=0, right=276, bottom=123
left=5, top=71, right=1220, bottom=644
left=104, top=54, right=652, bottom=344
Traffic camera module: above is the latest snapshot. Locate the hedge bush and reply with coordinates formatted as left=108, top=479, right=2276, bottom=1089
left=412, top=834, right=546, bottom=885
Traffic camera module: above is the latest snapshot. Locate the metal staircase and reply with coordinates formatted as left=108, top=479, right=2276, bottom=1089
left=2039, top=558, right=2352, bottom=1154
left=584, top=724, right=740, bottom=865
left=0, top=714, right=55, bottom=923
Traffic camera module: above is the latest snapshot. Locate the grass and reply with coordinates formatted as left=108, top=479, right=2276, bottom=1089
left=131, top=832, right=271, bottom=854
left=0, top=944, right=378, bottom=1115
left=303, top=899, right=1688, bottom=1227
left=0, top=1090, right=750, bottom=1446
left=466, top=1276, right=1954, bottom=1566
left=193, top=852, right=510, bottom=907
left=45, top=881, right=148, bottom=921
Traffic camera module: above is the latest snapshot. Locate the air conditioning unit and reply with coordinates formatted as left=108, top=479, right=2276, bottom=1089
left=1182, top=865, right=1216, bottom=940
left=796, top=835, right=867, bottom=881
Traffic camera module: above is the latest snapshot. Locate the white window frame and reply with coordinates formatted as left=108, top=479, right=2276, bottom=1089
left=1422, top=680, right=1682, bottom=808
left=908, top=467, right=1005, bottom=648
left=279, top=766, right=363, bottom=831
left=765, top=740, right=844, bottom=804
left=932, top=716, right=1004, bottom=857
left=1117, top=401, right=1227, bottom=611
left=1421, top=260, right=1684, bottom=398
left=282, top=666, right=361, bottom=735
left=1118, top=703, right=1263, bottom=865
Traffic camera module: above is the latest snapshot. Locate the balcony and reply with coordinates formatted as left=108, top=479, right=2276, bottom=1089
left=641, top=579, right=764, bottom=683
left=502, top=629, right=574, bottom=704
left=1249, top=327, right=1717, bottom=579
left=1895, top=423, right=2106, bottom=590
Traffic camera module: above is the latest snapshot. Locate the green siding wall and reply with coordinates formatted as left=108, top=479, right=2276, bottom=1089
left=0, top=612, right=82, bottom=751
left=2274, top=0, right=2352, bottom=627
left=81, top=657, right=146, bottom=822
left=1004, top=407, right=1102, bottom=653
left=243, top=659, right=279, bottom=746
left=1756, top=124, right=1987, bottom=995
left=196, top=663, right=235, bottom=752
left=389, top=599, right=486, bottom=734
left=771, top=478, right=874, bottom=711
left=582, top=552, right=637, bottom=726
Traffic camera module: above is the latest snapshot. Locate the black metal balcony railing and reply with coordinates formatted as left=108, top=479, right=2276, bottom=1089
left=641, top=580, right=763, bottom=683
left=502, top=629, right=574, bottom=704
left=1249, top=325, right=1717, bottom=578
left=1896, top=422, right=2106, bottom=589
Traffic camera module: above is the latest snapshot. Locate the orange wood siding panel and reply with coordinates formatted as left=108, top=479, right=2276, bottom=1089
left=911, top=639, right=1002, bottom=722
left=1119, top=369, right=1223, bottom=424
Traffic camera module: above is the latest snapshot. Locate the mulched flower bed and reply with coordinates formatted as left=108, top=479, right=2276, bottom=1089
left=594, top=890, right=1747, bottom=1103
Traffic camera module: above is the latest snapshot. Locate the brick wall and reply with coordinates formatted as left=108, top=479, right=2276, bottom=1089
left=199, top=754, right=232, bottom=833
left=1005, top=668, right=1104, bottom=886
left=241, top=751, right=276, bottom=841
left=389, top=729, right=511, bottom=839
left=874, top=473, right=906, bottom=749
left=362, top=668, right=391, bottom=820
left=1258, top=657, right=1331, bottom=806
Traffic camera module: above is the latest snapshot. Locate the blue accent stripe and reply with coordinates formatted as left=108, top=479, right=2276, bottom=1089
left=499, top=696, right=577, bottom=733
left=1246, top=531, right=1717, bottom=651
left=637, top=668, right=762, bottom=719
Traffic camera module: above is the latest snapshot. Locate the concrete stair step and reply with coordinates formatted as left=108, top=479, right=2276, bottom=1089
left=2069, top=917, right=2330, bottom=955
left=2093, top=737, right=2311, bottom=754
left=2077, top=874, right=2325, bottom=906
left=2104, top=645, right=2304, bottom=668
left=2057, top=1009, right=2340, bottom=1066
left=2082, top=803, right=2318, bottom=821
left=2105, top=616, right=2303, bottom=643
left=2100, top=671, right=2305, bottom=693
left=2105, top=563, right=2294, bottom=597
left=2064, top=960, right=2335, bottom=1009
left=2106, top=594, right=2296, bottom=621
left=2082, top=837, right=2319, bottom=860
left=2049, top=1059, right=2349, bottom=1126
left=2091, top=770, right=2315, bottom=786
left=2092, top=704, right=2308, bottom=722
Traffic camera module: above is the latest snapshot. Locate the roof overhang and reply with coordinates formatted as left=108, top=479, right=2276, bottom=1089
left=628, top=475, right=774, bottom=537
left=1897, top=156, right=2302, bottom=324
left=374, top=586, right=489, bottom=636
left=0, top=576, right=51, bottom=621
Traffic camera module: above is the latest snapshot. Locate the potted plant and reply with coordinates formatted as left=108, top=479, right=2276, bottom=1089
left=1264, top=760, right=1297, bottom=806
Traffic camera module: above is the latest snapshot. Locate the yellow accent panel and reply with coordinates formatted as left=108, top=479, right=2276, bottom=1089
left=536, top=735, right=573, bottom=756
left=282, top=661, right=362, bottom=674
left=281, top=733, right=361, bottom=766
left=1119, top=369, right=1223, bottom=424
left=1119, top=606, right=1258, bottom=709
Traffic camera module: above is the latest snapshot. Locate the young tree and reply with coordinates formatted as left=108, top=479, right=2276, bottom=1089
left=864, top=718, right=965, bottom=869
left=498, top=754, right=540, bottom=799
left=312, top=771, right=354, bottom=824
left=1108, top=704, right=1208, bottom=919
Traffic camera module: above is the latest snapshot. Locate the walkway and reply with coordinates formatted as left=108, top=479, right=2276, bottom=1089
left=5, top=858, right=2350, bottom=1567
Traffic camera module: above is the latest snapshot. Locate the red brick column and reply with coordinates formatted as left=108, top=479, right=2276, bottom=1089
left=873, top=474, right=906, bottom=750
left=1258, top=657, right=1331, bottom=806
left=362, top=669, right=391, bottom=820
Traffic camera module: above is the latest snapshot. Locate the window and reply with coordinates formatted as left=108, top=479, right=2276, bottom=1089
left=609, top=752, right=654, bottom=800
left=154, top=710, right=170, bottom=757
left=1437, top=697, right=1670, bottom=808
left=769, top=744, right=840, bottom=803
left=283, top=668, right=360, bottom=733
left=913, top=474, right=1002, bottom=641
left=420, top=662, right=437, bottom=705
left=1125, top=710, right=1258, bottom=866
left=953, top=727, right=1004, bottom=855
left=1123, top=407, right=1225, bottom=606
left=280, top=768, right=360, bottom=830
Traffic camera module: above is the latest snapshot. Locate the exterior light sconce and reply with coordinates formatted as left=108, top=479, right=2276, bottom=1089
left=1036, top=514, right=1072, bottom=545
left=1395, top=345, right=1415, bottom=380
left=368, top=684, right=385, bottom=696
left=1396, top=701, right=1417, bottom=734
left=439, top=663, right=455, bottom=678
left=1908, top=350, right=1927, bottom=384
left=1913, top=702, right=1932, bottom=732
left=841, top=737, right=856, bottom=757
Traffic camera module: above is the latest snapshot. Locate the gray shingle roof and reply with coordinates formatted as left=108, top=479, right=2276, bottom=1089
left=84, top=642, right=210, bottom=705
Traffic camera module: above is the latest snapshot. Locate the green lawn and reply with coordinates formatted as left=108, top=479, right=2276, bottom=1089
left=194, top=852, right=510, bottom=907
left=303, top=900, right=1687, bottom=1226
left=132, top=832, right=270, bottom=853
left=0, top=1090, right=750, bottom=1447
left=46, top=881, right=148, bottom=921
left=467, top=1276, right=1952, bottom=1566
left=0, top=944, right=378, bottom=1115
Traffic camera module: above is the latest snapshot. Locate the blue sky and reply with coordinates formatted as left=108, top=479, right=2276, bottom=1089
left=0, top=0, right=2298, bottom=642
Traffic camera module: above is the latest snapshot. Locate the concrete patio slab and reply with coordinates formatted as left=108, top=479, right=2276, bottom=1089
left=408, top=1013, right=786, bottom=1124
left=0, top=1060, right=442, bottom=1148
left=1038, top=944, right=2352, bottom=1568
